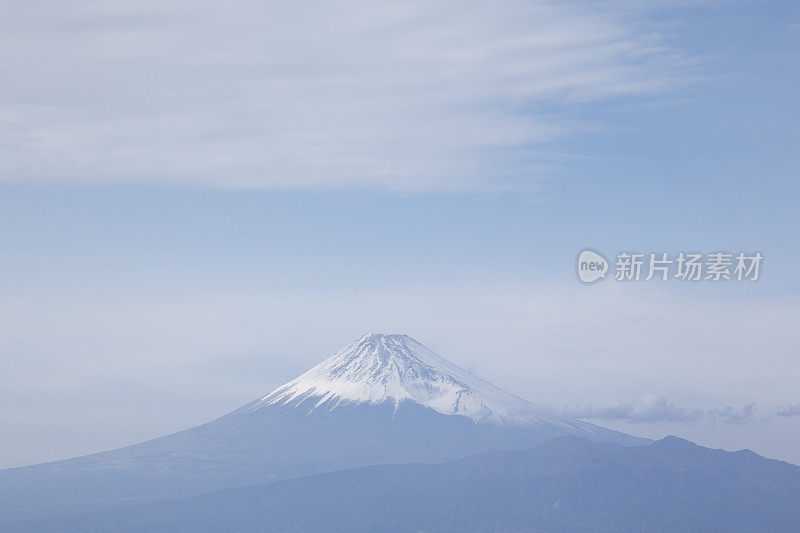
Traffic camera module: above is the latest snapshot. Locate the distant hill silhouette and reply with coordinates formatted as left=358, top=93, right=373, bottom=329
left=13, top=435, right=800, bottom=532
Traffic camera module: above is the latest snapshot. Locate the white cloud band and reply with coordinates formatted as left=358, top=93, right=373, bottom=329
left=0, top=1, right=686, bottom=191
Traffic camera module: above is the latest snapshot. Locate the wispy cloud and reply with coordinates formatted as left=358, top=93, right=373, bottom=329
left=777, top=404, right=800, bottom=418
left=0, top=1, right=688, bottom=191
left=563, top=394, right=757, bottom=425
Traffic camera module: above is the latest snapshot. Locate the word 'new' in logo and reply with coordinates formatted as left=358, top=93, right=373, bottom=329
left=577, top=250, right=608, bottom=283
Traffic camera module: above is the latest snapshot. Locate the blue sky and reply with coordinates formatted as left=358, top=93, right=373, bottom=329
left=1, top=0, right=799, bottom=467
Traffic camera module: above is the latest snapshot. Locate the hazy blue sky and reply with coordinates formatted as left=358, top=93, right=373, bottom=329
left=1, top=0, right=799, bottom=467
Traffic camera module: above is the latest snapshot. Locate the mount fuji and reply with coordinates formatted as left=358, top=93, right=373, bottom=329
left=0, top=334, right=645, bottom=524
left=253, top=333, right=575, bottom=426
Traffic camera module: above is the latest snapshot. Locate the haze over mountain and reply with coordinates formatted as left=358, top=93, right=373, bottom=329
left=0, top=334, right=643, bottom=525
left=12, top=436, right=800, bottom=532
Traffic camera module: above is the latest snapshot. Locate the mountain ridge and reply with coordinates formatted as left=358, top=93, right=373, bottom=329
left=12, top=435, right=800, bottom=533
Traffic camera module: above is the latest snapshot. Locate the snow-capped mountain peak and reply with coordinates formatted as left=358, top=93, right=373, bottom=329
left=250, top=333, right=544, bottom=426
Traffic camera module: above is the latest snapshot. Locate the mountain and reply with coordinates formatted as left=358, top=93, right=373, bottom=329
left=0, top=334, right=644, bottom=524
left=11, top=436, right=800, bottom=533
left=253, top=333, right=578, bottom=426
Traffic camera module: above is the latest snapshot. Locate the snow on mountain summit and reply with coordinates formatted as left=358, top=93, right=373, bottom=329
left=250, top=333, right=546, bottom=426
